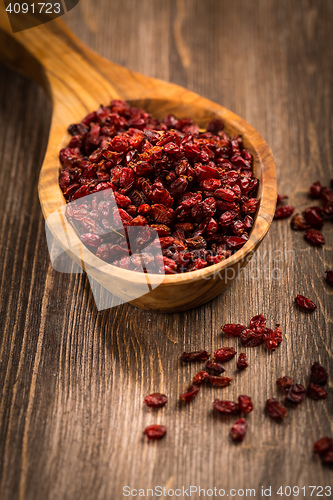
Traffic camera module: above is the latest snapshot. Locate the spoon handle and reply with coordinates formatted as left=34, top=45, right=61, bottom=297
left=0, top=5, right=151, bottom=105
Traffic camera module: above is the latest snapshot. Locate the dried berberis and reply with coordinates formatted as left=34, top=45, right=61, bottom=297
left=230, top=418, right=248, bottom=442
left=313, top=437, right=333, bottom=466
left=181, top=350, right=210, bottom=362
left=221, top=324, right=246, bottom=337
left=237, top=353, right=249, bottom=370
left=213, top=399, right=240, bottom=415
left=295, top=294, right=317, bottom=312
left=325, top=270, right=333, bottom=286
left=144, top=393, right=168, bottom=408
left=59, top=100, right=260, bottom=274
left=274, top=205, right=294, bottom=219
left=205, top=360, right=225, bottom=375
left=180, top=384, right=200, bottom=403
left=238, top=395, right=253, bottom=413
left=214, top=347, right=237, bottom=362
left=306, top=383, right=327, bottom=401
left=265, top=398, right=287, bottom=419
left=285, top=384, right=306, bottom=404
left=144, top=424, right=167, bottom=440
left=310, top=362, right=328, bottom=385
left=276, top=376, right=294, bottom=391
left=304, top=228, right=325, bottom=246
left=192, top=371, right=209, bottom=385
left=207, top=376, right=232, bottom=387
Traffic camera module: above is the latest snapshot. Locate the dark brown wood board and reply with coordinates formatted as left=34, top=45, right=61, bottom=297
left=0, top=1, right=332, bottom=499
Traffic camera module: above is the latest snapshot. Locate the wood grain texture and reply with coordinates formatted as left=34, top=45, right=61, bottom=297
left=0, top=0, right=332, bottom=498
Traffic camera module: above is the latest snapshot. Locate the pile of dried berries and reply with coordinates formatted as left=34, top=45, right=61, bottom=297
left=221, top=314, right=283, bottom=351
left=59, top=100, right=259, bottom=274
left=266, top=363, right=328, bottom=423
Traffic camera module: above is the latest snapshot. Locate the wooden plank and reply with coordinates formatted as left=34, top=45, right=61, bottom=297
left=0, top=1, right=332, bottom=499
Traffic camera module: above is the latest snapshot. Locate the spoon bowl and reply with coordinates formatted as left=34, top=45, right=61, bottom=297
left=0, top=9, right=277, bottom=312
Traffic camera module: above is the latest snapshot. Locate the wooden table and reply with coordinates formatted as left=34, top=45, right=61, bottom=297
left=0, top=1, right=332, bottom=498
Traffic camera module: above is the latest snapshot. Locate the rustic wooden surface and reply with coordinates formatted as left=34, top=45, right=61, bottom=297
left=0, top=0, right=332, bottom=498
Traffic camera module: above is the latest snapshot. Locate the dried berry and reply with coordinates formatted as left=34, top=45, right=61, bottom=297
left=230, top=418, right=248, bottom=442
left=180, top=384, right=199, bottom=403
left=310, top=362, right=328, bottom=386
left=222, top=324, right=246, bottom=337
left=237, top=353, right=249, bottom=371
left=207, top=376, right=232, bottom=387
left=205, top=360, right=225, bottom=375
left=325, top=270, right=333, bottom=286
left=238, top=395, right=253, bottom=413
left=313, top=437, right=333, bottom=455
left=181, top=350, right=210, bottom=362
left=263, top=325, right=282, bottom=350
left=240, top=328, right=264, bottom=347
left=266, top=398, right=287, bottom=419
left=249, top=314, right=266, bottom=329
left=214, top=347, right=237, bottom=362
left=321, top=451, right=333, bottom=464
left=144, top=393, right=168, bottom=408
left=303, top=207, right=324, bottom=229
left=276, top=376, right=294, bottom=391
left=309, top=181, right=322, bottom=199
left=193, top=371, right=209, bottom=385
left=213, top=399, right=240, bottom=415
left=291, top=213, right=309, bottom=231
left=285, top=384, right=306, bottom=404
left=307, top=383, right=327, bottom=400
left=295, top=294, right=317, bottom=311
left=304, top=228, right=325, bottom=246
left=144, top=424, right=167, bottom=440
left=274, top=205, right=294, bottom=219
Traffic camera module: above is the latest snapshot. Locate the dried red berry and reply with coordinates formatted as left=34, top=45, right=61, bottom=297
left=263, top=325, right=282, bottom=350
left=285, top=384, right=306, bottom=404
left=304, top=228, right=325, bottom=246
left=230, top=418, right=248, bottom=442
left=274, top=205, right=294, bottom=219
left=222, top=324, right=246, bottom=337
left=303, top=207, right=324, bottom=229
left=313, top=437, right=333, bottom=455
left=276, top=376, right=294, bottom=391
left=213, top=399, right=240, bottom=415
left=180, top=384, right=199, bottom=403
left=144, top=424, right=167, bottom=440
left=181, top=350, right=210, bottom=362
left=307, top=383, right=327, bottom=400
left=291, top=213, right=309, bottom=230
left=310, top=362, right=328, bottom=386
left=193, top=371, right=209, bottom=385
left=144, top=393, right=168, bottom=408
left=277, top=194, right=288, bottom=204
left=237, top=353, right=249, bottom=371
left=208, top=376, right=232, bottom=387
left=265, top=398, right=287, bottom=419
left=205, top=360, right=225, bottom=375
left=238, top=395, right=253, bottom=413
left=309, top=181, right=322, bottom=198
left=214, top=347, right=237, bottom=362
left=325, top=270, right=333, bottom=286
left=249, top=314, right=266, bottom=329
left=295, top=295, right=317, bottom=312
left=240, top=328, right=264, bottom=347
left=321, top=450, right=333, bottom=464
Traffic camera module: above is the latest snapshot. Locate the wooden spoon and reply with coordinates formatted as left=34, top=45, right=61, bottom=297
left=0, top=8, right=277, bottom=312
